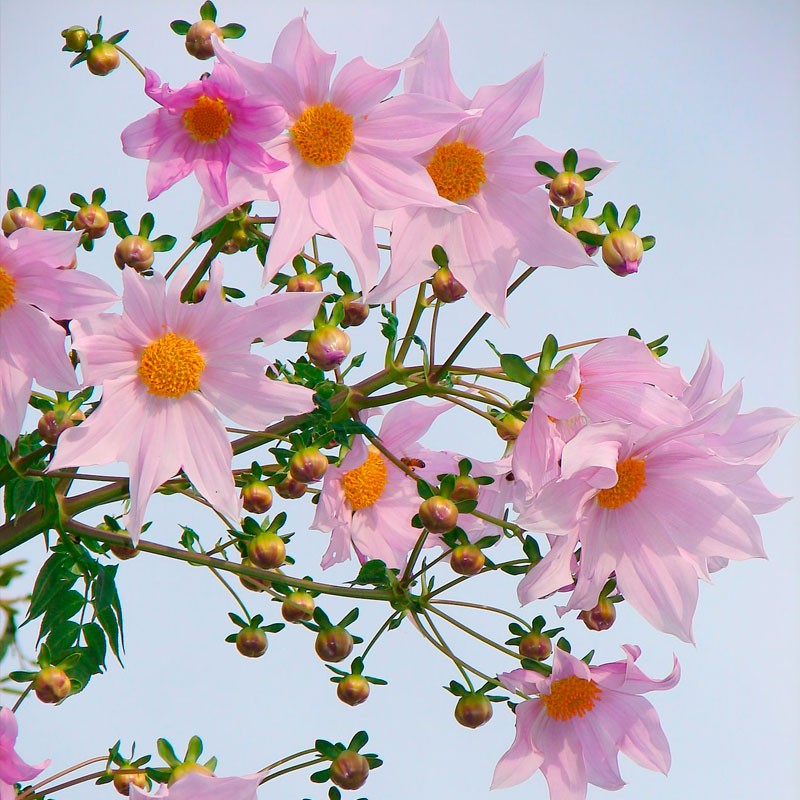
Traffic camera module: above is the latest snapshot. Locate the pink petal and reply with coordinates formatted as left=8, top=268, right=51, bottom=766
left=0, top=359, right=30, bottom=443
left=490, top=701, right=545, bottom=789
left=4, top=226, right=81, bottom=269
left=404, top=20, right=470, bottom=107
left=330, top=57, right=400, bottom=116
left=271, top=14, right=335, bottom=106
left=379, top=401, right=450, bottom=452
left=249, top=291, right=324, bottom=346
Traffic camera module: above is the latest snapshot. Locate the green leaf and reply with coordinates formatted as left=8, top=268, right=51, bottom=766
left=534, top=161, right=558, bottom=179
left=602, top=202, right=620, bottom=231
left=562, top=148, right=578, bottom=172
left=6, top=189, right=21, bottom=209
left=186, top=735, right=204, bottom=762
left=45, top=620, right=81, bottom=661
left=349, top=730, right=369, bottom=752
left=219, top=23, right=246, bottom=39
left=641, top=235, right=656, bottom=251
left=70, top=192, right=88, bottom=208
left=539, top=334, right=559, bottom=372
left=351, top=560, right=393, bottom=588
left=150, top=234, right=177, bottom=252
left=431, top=244, right=449, bottom=268
left=157, top=738, right=180, bottom=767
left=138, top=213, right=155, bottom=239
left=621, top=204, right=641, bottom=230
left=199, top=1, right=218, bottom=21
left=90, top=187, right=106, bottom=204
left=26, top=552, right=76, bottom=623
left=170, top=20, right=191, bottom=35
left=40, top=590, right=85, bottom=641
left=310, top=768, right=331, bottom=783
left=82, top=621, right=107, bottom=667
left=578, top=166, right=602, bottom=181
left=26, top=184, right=46, bottom=212
left=113, top=217, right=132, bottom=238
left=106, top=30, right=129, bottom=45
left=315, top=739, right=339, bottom=760
left=338, top=607, right=359, bottom=629
left=500, top=354, right=535, bottom=386
left=576, top=231, right=606, bottom=247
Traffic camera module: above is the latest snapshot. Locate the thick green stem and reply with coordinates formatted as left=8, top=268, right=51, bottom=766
left=395, top=284, right=428, bottom=364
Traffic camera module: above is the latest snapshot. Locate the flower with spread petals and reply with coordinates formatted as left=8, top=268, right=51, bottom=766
left=492, top=645, right=679, bottom=799
left=0, top=707, right=50, bottom=800
left=50, top=264, right=323, bottom=538
left=369, top=21, right=612, bottom=321
left=129, top=769, right=262, bottom=800
left=214, top=14, right=470, bottom=295
left=0, top=228, right=117, bottom=443
left=121, top=63, right=287, bottom=207
left=312, top=402, right=455, bottom=569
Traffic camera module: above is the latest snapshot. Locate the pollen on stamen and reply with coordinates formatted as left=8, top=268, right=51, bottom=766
left=290, top=102, right=355, bottom=167
left=426, top=141, right=487, bottom=202
left=182, top=95, right=233, bottom=143
left=597, top=457, right=647, bottom=509
left=541, top=675, right=602, bottom=721
left=342, top=448, right=388, bottom=510
left=0, top=266, right=16, bottom=315
left=138, top=332, right=206, bottom=398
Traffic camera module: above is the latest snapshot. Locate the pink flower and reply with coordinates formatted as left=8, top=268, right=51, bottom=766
left=49, top=264, right=322, bottom=538
left=121, top=63, right=287, bottom=207
left=129, top=770, right=262, bottom=800
left=0, top=227, right=117, bottom=443
left=214, top=14, right=470, bottom=294
left=369, top=21, right=612, bottom=321
left=492, top=645, right=679, bottom=799
left=0, top=707, right=50, bottom=800
left=312, top=402, right=455, bottom=569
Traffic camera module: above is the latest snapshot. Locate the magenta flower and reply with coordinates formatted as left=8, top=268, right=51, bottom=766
left=370, top=21, right=612, bottom=320
left=214, top=14, right=470, bottom=294
left=492, top=645, right=679, bottom=798
left=0, top=707, right=50, bottom=800
left=0, top=227, right=117, bottom=443
left=49, top=265, right=323, bottom=538
left=312, top=402, right=455, bottom=569
left=121, top=62, right=287, bottom=207
left=129, top=770, right=262, bottom=800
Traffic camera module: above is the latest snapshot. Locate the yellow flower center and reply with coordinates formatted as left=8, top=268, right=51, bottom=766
left=426, top=141, right=487, bottom=202
left=138, top=332, right=206, bottom=398
left=342, top=448, right=388, bottom=510
left=596, top=458, right=646, bottom=509
left=541, top=675, right=602, bottom=721
left=0, top=266, right=16, bottom=315
left=290, top=102, right=355, bottom=167
left=182, top=95, right=233, bottom=143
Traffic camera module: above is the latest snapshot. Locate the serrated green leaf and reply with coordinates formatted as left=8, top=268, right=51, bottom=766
left=26, top=552, right=76, bottom=623
left=45, top=620, right=81, bottom=660
left=82, top=621, right=107, bottom=667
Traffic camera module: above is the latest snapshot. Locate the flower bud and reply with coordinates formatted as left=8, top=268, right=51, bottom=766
left=518, top=632, right=552, bottom=661
left=2, top=207, right=44, bottom=235
left=109, top=539, right=138, bottom=561
left=450, top=544, right=485, bottom=575
left=34, top=665, right=71, bottom=704
left=454, top=693, right=493, bottom=729
left=37, top=408, right=84, bottom=445
left=192, top=280, right=209, bottom=303
left=247, top=531, right=285, bottom=570
left=495, top=413, right=525, bottom=442
left=307, top=325, right=351, bottom=371
left=241, top=480, right=273, bottom=514
left=169, top=763, right=213, bottom=785
left=431, top=266, right=466, bottom=303
left=419, top=496, right=459, bottom=534
left=451, top=475, right=479, bottom=503
left=549, top=172, right=585, bottom=208
left=275, top=475, right=306, bottom=499
left=578, top=598, right=617, bottom=631
left=238, top=557, right=269, bottom=592
left=289, top=447, right=328, bottom=483
left=236, top=626, right=268, bottom=658
left=61, top=26, right=89, bottom=53
left=315, top=626, right=354, bottom=663
left=86, top=42, right=120, bottom=76
left=565, top=216, right=602, bottom=256
left=286, top=274, right=322, bottom=292
left=337, top=674, right=370, bottom=706
left=113, top=771, right=150, bottom=796
left=185, top=19, right=223, bottom=60
left=342, top=293, right=369, bottom=327
left=74, top=204, right=110, bottom=239
left=281, top=590, right=315, bottom=623
left=330, top=751, right=369, bottom=791
left=602, top=229, right=644, bottom=276
left=115, top=235, right=154, bottom=272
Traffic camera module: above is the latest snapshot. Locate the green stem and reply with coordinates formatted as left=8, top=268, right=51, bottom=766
left=11, top=683, right=31, bottom=712
left=260, top=757, right=326, bottom=783
left=21, top=770, right=106, bottom=800
left=179, top=225, right=235, bottom=302
left=361, top=611, right=401, bottom=659
left=433, top=598, right=530, bottom=628
left=164, top=240, right=201, bottom=279
left=428, top=605, right=521, bottom=661
left=260, top=747, right=317, bottom=774
left=115, top=45, right=146, bottom=78
left=395, top=284, right=428, bottom=364
left=414, top=610, right=474, bottom=690
left=20, top=756, right=108, bottom=799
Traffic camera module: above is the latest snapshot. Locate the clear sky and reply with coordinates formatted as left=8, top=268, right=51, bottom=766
left=1, top=1, right=798, bottom=799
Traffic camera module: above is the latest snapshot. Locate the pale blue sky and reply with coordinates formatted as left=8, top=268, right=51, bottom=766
left=1, top=2, right=798, bottom=799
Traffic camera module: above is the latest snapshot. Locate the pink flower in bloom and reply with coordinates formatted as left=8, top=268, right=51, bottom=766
left=50, top=265, right=323, bottom=538
left=369, top=21, right=612, bottom=321
left=313, top=402, right=456, bottom=569
left=121, top=63, right=287, bottom=207
left=492, top=645, right=679, bottom=799
left=214, top=15, right=470, bottom=294
left=0, top=228, right=117, bottom=443
left=129, top=770, right=262, bottom=800
left=0, top=707, right=50, bottom=800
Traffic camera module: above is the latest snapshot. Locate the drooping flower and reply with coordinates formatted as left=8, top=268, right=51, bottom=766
left=0, top=707, right=50, bottom=800
left=214, top=14, right=470, bottom=294
left=492, top=645, right=679, bottom=799
left=312, top=402, right=456, bottom=569
left=49, top=264, right=323, bottom=538
left=129, top=769, right=262, bottom=800
left=121, top=62, right=287, bottom=207
left=369, top=21, right=612, bottom=321
left=0, top=227, right=117, bottom=443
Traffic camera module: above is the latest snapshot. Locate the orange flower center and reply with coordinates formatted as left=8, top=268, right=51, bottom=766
left=342, top=448, right=388, bottom=510
left=182, top=95, right=233, bottom=143
left=596, top=458, right=646, bottom=509
left=0, top=266, right=16, bottom=315
left=541, top=675, right=602, bottom=721
left=291, top=102, right=354, bottom=167
left=138, top=332, right=206, bottom=398
left=426, top=141, right=487, bottom=202
left=574, top=383, right=583, bottom=403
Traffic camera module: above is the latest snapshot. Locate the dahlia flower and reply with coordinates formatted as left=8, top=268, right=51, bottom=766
left=0, top=707, right=49, bottom=800
left=0, top=227, right=117, bottom=443
left=129, top=770, right=261, bottom=800
left=49, top=264, right=322, bottom=538
left=492, top=645, right=679, bottom=799
left=121, top=62, right=287, bottom=207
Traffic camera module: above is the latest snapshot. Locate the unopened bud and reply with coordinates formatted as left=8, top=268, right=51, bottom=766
left=192, top=280, right=209, bottom=303
left=112, top=770, right=150, bottom=796
left=289, top=447, right=328, bottom=483
left=330, top=751, right=369, bottom=791
left=34, top=666, right=71, bottom=704
left=578, top=598, right=617, bottom=631
left=2, top=207, right=44, bottom=235
left=342, top=293, right=369, bottom=327
left=168, top=763, right=213, bottom=785
left=315, top=626, right=354, bottom=663
left=275, top=475, right=306, bottom=499
left=281, top=590, right=315, bottom=623
left=431, top=266, right=466, bottom=303
left=549, top=172, right=585, bottom=208
left=495, top=413, right=525, bottom=442
left=241, top=480, right=273, bottom=514
left=565, top=216, right=602, bottom=256
left=518, top=632, right=552, bottom=661
left=307, top=325, right=351, bottom=371
left=454, top=693, right=493, bottom=729
left=236, top=626, right=268, bottom=658
left=450, top=544, right=485, bottom=575
left=337, top=674, right=370, bottom=706
left=286, top=274, right=322, bottom=292
left=247, top=531, right=285, bottom=570
left=602, top=229, right=643, bottom=277
left=238, top=557, right=269, bottom=592
left=114, top=235, right=154, bottom=272
left=185, top=19, right=223, bottom=60
left=37, top=409, right=81, bottom=445
left=61, top=26, right=89, bottom=53
left=451, top=475, right=479, bottom=503
left=419, top=496, right=459, bottom=534
left=74, top=204, right=110, bottom=239
left=86, top=42, right=120, bottom=76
